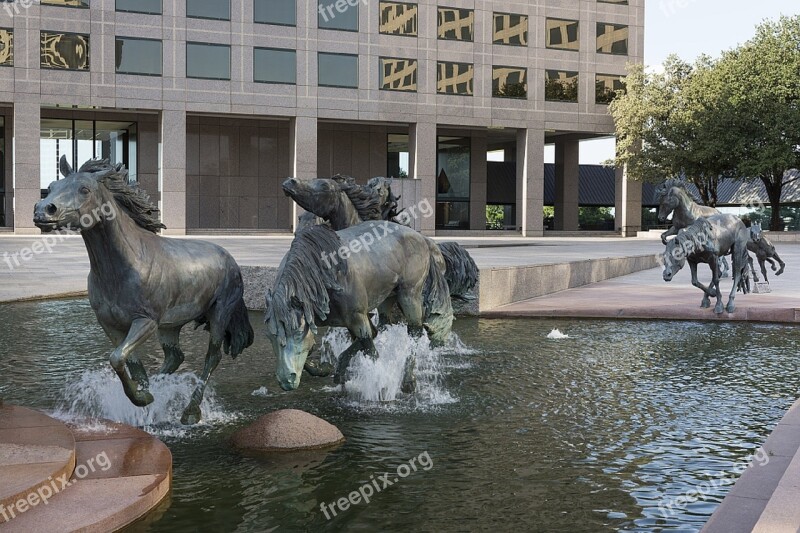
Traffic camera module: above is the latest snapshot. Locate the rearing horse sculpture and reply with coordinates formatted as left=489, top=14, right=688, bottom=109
left=33, top=157, right=253, bottom=424
left=657, top=178, right=729, bottom=277
left=748, top=222, right=786, bottom=283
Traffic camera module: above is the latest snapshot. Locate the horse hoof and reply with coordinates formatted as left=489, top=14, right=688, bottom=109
left=701, top=300, right=711, bottom=309
left=181, top=406, right=202, bottom=425
left=131, top=391, right=154, bottom=407
left=726, top=304, right=736, bottom=313
left=714, top=305, right=724, bottom=315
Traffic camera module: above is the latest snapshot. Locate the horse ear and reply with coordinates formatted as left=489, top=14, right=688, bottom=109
left=59, top=155, right=73, bottom=178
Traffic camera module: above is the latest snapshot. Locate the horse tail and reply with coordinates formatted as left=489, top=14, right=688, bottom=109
left=422, top=242, right=454, bottom=344
left=224, top=296, right=254, bottom=358
left=437, top=242, right=479, bottom=301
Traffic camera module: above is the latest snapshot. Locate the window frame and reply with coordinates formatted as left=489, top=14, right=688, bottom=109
left=545, top=17, right=580, bottom=52
left=379, top=56, right=418, bottom=93
left=40, top=31, right=91, bottom=71
left=185, top=42, right=231, bottom=81
left=186, top=0, right=231, bottom=21
left=115, top=36, right=163, bottom=77
left=317, top=52, right=359, bottom=89
left=254, top=0, right=297, bottom=27
left=253, top=46, right=297, bottom=85
left=115, top=0, right=162, bottom=15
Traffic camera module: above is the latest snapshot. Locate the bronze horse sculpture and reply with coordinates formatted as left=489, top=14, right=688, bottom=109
left=282, top=176, right=478, bottom=301
left=33, top=157, right=253, bottom=424
left=656, top=178, right=729, bottom=277
left=747, top=222, right=786, bottom=283
left=662, top=213, right=751, bottom=314
left=265, top=223, right=454, bottom=392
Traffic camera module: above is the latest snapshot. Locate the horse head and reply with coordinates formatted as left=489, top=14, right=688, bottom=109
left=662, top=231, right=689, bottom=281
left=657, top=187, right=682, bottom=223
left=282, top=177, right=343, bottom=220
left=265, top=288, right=317, bottom=391
left=34, top=156, right=118, bottom=233
left=750, top=222, right=763, bottom=243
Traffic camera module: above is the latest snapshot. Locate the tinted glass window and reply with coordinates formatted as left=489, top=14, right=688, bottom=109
left=187, top=0, right=230, bottom=20
left=254, top=48, right=296, bottom=84
left=116, top=0, right=161, bottom=14
left=41, top=32, right=90, bottom=70
left=318, top=0, right=358, bottom=31
left=379, top=2, right=417, bottom=36
left=254, top=0, right=296, bottom=26
left=318, top=53, right=358, bottom=88
left=115, top=38, right=162, bottom=76
left=381, top=58, right=417, bottom=91
left=0, top=29, right=13, bottom=67
left=546, top=18, right=579, bottom=51
left=186, top=43, right=230, bottom=80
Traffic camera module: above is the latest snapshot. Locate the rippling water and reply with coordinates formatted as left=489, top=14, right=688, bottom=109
left=1, top=298, right=798, bottom=532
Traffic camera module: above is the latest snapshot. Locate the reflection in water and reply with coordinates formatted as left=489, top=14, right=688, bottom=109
left=1, top=299, right=799, bottom=532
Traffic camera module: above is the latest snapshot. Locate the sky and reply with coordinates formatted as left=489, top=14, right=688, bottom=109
left=572, top=0, right=800, bottom=166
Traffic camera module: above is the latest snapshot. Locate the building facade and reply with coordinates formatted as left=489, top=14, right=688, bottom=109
left=0, top=0, right=644, bottom=236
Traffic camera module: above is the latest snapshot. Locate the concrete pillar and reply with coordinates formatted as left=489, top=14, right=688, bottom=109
left=12, top=103, right=41, bottom=235
left=516, top=128, right=545, bottom=237
left=159, top=109, right=187, bottom=235
left=615, top=164, right=642, bottom=237
left=470, top=133, right=487, bottom=230
left=290, top=116, right=318, bottom=232
left=554, top=139, right=579, bottom=231
left=409, top=121, right=437, bottom=235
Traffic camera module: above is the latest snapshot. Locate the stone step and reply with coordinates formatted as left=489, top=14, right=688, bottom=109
left=1, top=409, right=172, bottom=532
left=0, top=405, right=77, bottom=515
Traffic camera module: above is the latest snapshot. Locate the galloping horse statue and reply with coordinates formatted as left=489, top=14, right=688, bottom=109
left=265, top=223, right=453, bottom=393
left=662, top=213, right=751, bottom=314
left=33, top=157, right=253, bottom=424
left=282, top=176, right=478, bottom=300
left=748, top=222, right=786, bottom=283
left=656, top=178, right=729, bottom=277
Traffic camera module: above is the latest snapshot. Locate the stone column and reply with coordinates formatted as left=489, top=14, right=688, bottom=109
left=291, top=116, right=318, bottom=232
left=469, top=132, right=487, bottom=230
left=554, top=139, right=579, bottom=231
left=615, top=164, right=642, bottom=237
left=409, top=121, right=437, bottom=235
left=516, top=128, right=545, bottom=237
left=12, top=103, right=41, bottom=235
left=159, top=109, right=187, bottom=235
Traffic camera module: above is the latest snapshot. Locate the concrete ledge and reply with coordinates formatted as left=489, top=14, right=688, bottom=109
left=478, top=253, right=661, bottom=311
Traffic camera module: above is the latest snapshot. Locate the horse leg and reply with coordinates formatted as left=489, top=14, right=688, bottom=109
left=396, top=289, right=427, bottom=393
left=726, top=253, right=743, bottom=313
left=109, top=318, right=158, bottom=407
left=100, top=323, right=150, bottom=394
left=710, top=258, right=724, bottom=314
left=772, top=252, right=785, bottom=276
left=157, top=327, right=185, bottom=374
left=719, top=257, right=730, bottom=279
left=377, top=295, right=399, bottom=328
left=759, top=256, right=769, bottom=283
left=689, top=261, right=712, bottom=308
left=334, top=314, right=378, bottom=386
left=181, top=338, right=222, bottom=425
left=748, top=255, right=760, bottom=282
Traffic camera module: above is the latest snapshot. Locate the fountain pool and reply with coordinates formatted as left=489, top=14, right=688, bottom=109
left=0, top=298, right=798, bottom=531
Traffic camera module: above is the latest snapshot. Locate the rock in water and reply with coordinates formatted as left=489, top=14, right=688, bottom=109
left=231, top=409, right=345, bottom=452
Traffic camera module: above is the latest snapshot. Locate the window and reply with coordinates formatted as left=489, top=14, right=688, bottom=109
left=318, top=53, right=358, bottom=88
left=437, top=136, right=470, bottom=229
left=387, top=134, right=409, bottom=178
left=493, top=13, right=527, bottom=46
left=545, top=70, right=579, bottom=102
left=598, top=0, right=628, bottom=4
left=318, top=0, right=358, bottom=31
left=41, top=32, right=89, bottom=71
left=186, top=0, right=230, bottom=21
left=41, top=0, right=88, bottom=7
left=254, top=48, right=296, bottom=84
left=546, top=18, right=579, bottom=51
left=186, top=43, right=230, bottom=80
left=116, top=0, right=161, bottom=14
left=0, top=29, right=12, bottom=67
left=437, top=8, right=473, bottom=41
left=0, top=116, right=5, bottom=226
left=379, top=2, right=417, bottom=36
left=380, top=58, right=417, bottom=92
left=492, top=66, right=527, bottom=98
left=254, top=0, right=295, bottom=26
left=437, top=61, right=473, bottom=95
left=597, top=23, right=629, bottom=55
left=115, top=37, right=162, bottom=76
left=596, top=74, right=625, bottom=104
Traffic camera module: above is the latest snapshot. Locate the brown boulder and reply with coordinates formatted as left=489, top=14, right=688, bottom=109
left=231, top=409, right=345, bottom=452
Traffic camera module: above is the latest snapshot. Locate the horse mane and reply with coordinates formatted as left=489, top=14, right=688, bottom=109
left=367, top=176, right=405, bottom=222
left=77, top=159, right=166, bottom=233
left=655, top=178, right=697, bottom=203
left=265, top=225, right=346, bottom=344
left=332, top=174, right=383, bottom=221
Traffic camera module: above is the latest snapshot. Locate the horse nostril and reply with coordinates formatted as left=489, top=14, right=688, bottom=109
left=289, top=373, right=297, bottom=383
left=45, top=204, right=57, bottom=216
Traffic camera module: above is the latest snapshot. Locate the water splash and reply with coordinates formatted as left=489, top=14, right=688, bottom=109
left=547, top=328, right=570, bottom=339
left=318, top=324, right=469, bottom=407
left=251, top=386, right=270, bottom=397
left=53, top=366, right=237, bottom=436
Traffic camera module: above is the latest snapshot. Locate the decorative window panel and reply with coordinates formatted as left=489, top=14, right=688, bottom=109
left=41, top=32, right=89, bottom=71
left=546, top=18, right=579, bottom=51
left=437, top=8, right=474, bottom=41
left=381, top=58, right=417, bottom=91
left=437, top=61, right=473, bottom=96
left=492, top=66, right=527, bottom=98
left=0, top=29, right=13, bottom=67
left=545, top=70, right=579, bottom=102
left=493, top=13, right=528, bottom=46
left=379, top=2, right=418, bottom=36
left=596, top=23, right=629, bottom=55
left=596, top=74, right=625, bottom=103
